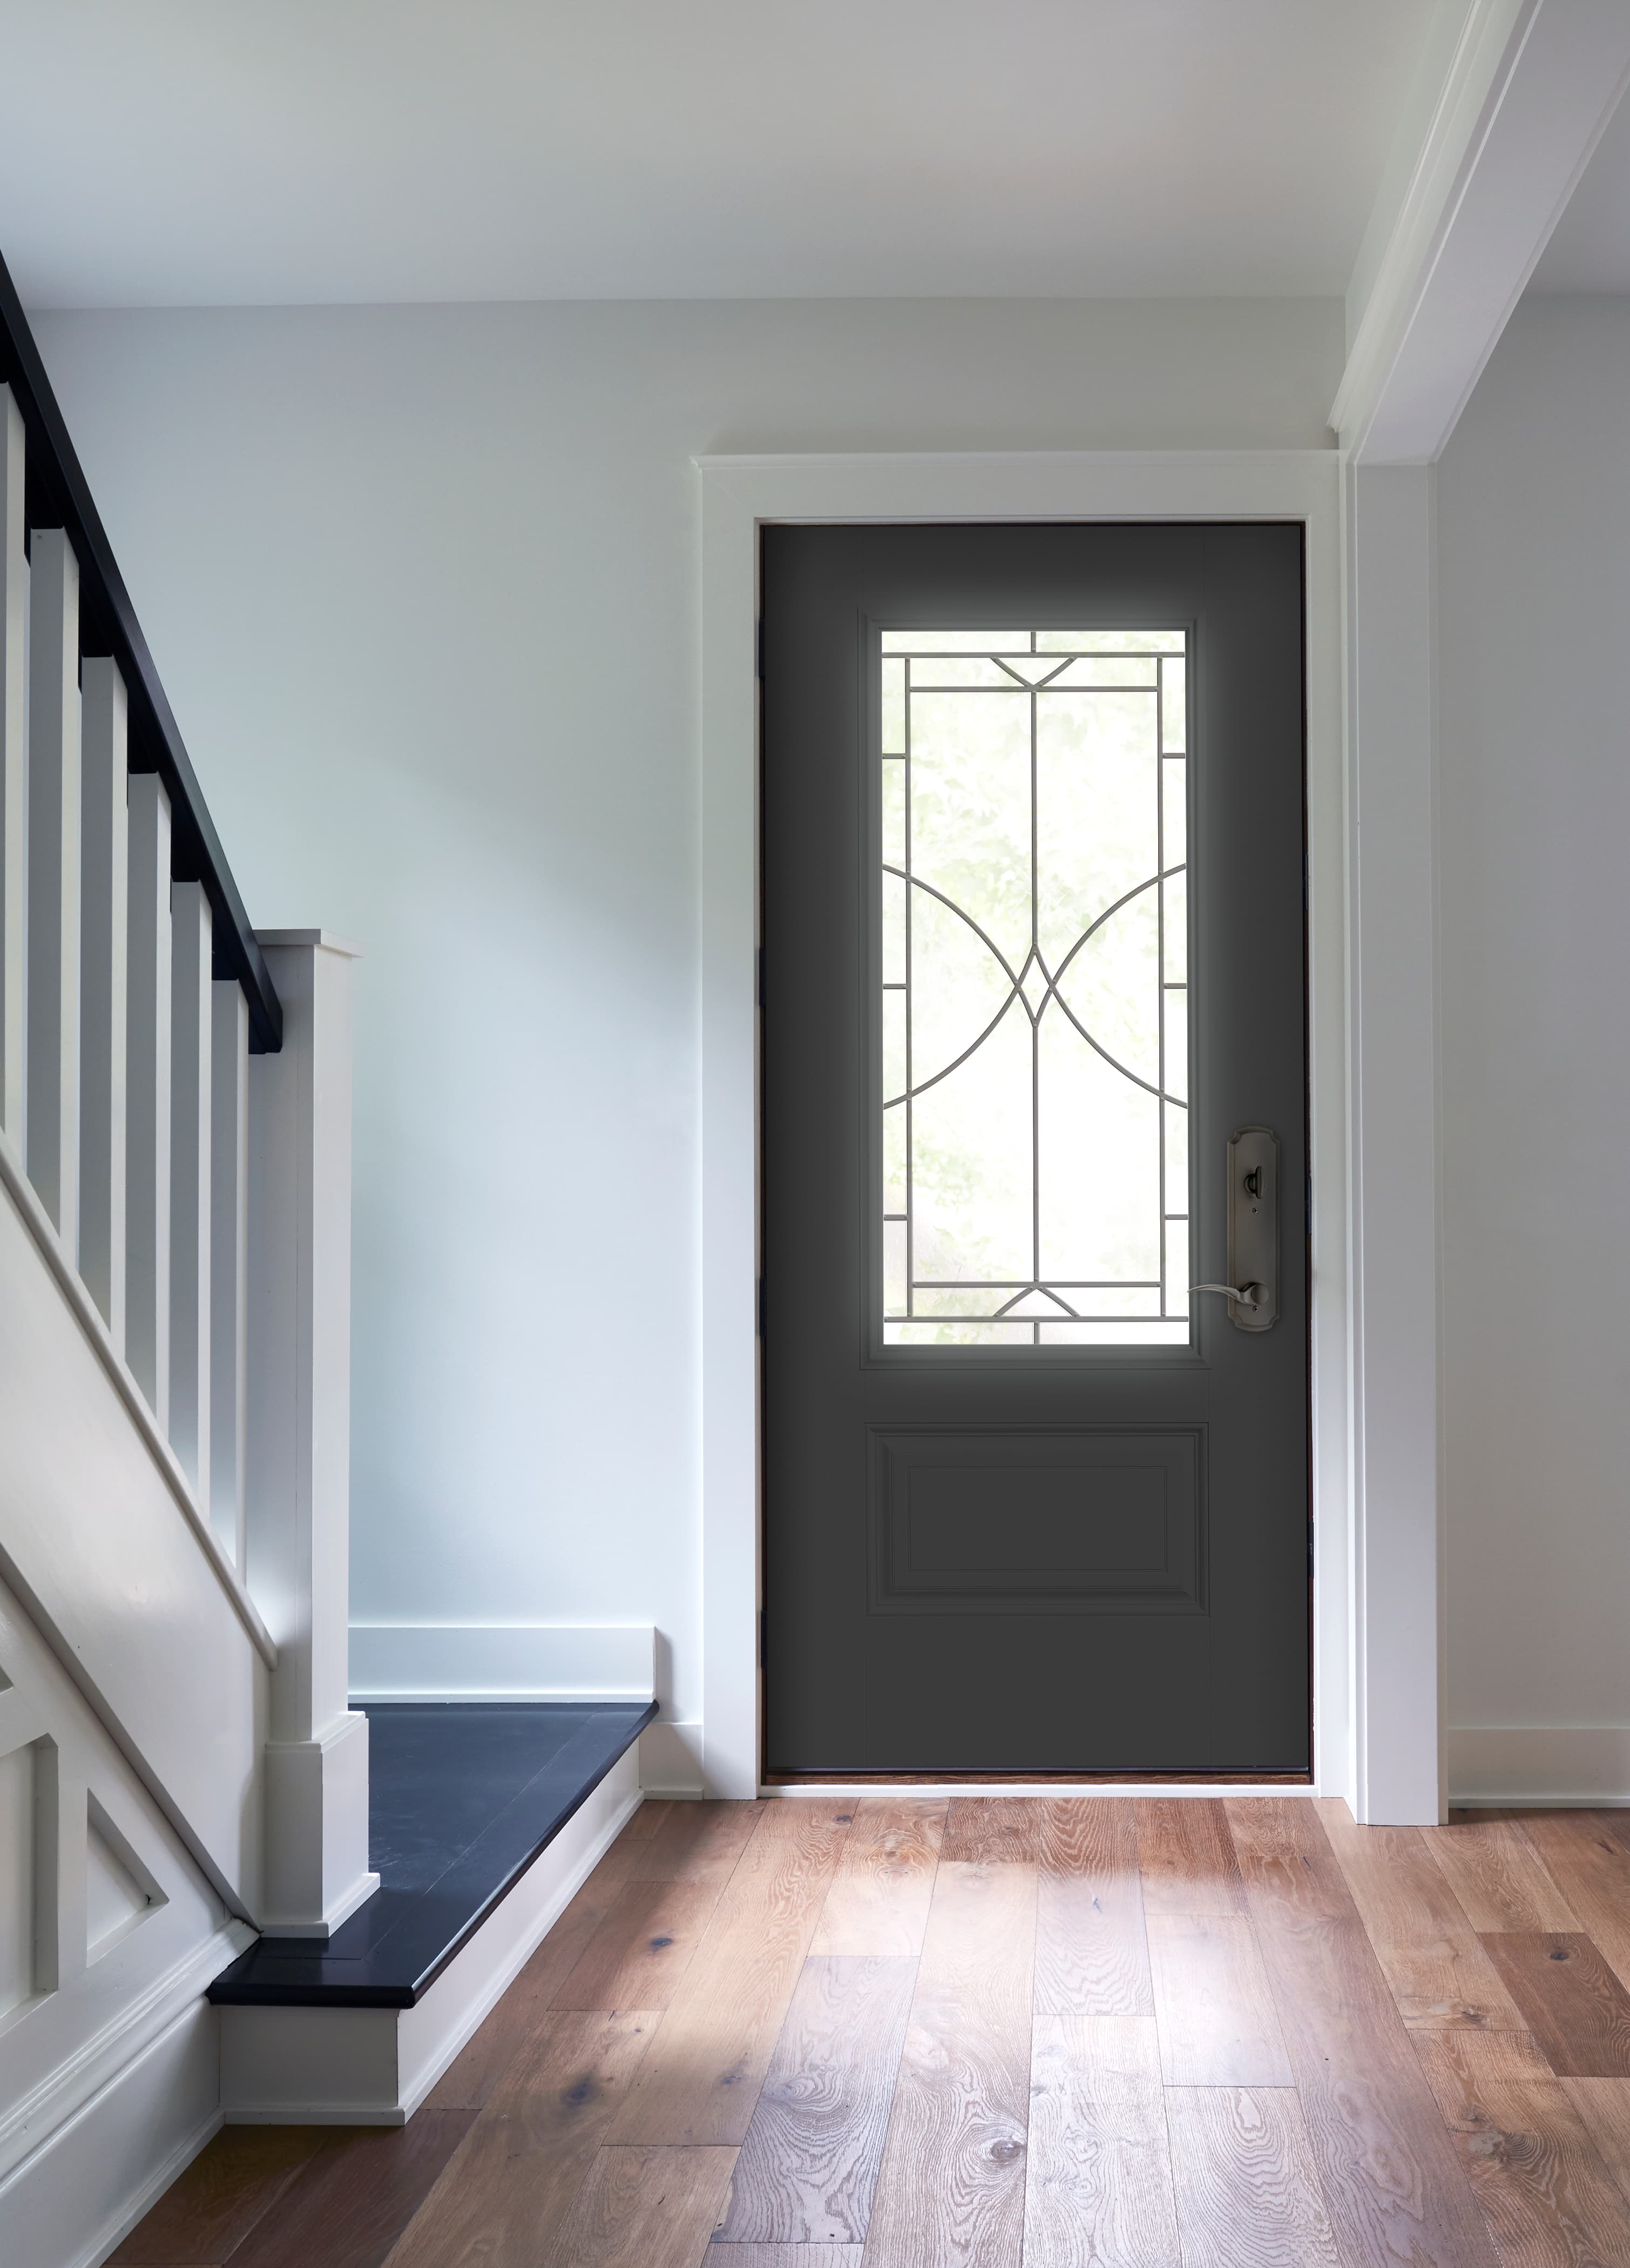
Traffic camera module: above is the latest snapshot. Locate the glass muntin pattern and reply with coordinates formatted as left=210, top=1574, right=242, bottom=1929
left=880, top=627, right=1191, bottom=1347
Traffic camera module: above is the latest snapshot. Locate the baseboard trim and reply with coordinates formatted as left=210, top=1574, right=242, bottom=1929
left=349, top=1690, right=654, bottom=1706
left=0, top=1996, right=222, bottom=2268
left=349, top=1623, right=655, bottom=1703
left=639, top=1718, right=703, bottom=1797
left=0, top=1918, right=251, bottom=2183
left=1449, top=1725, right=1630, bottom=1807
left=66, top=2100, right=222, bottom=2268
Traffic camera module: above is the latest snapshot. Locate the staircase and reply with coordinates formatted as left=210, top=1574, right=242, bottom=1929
left=0, top=257, right=382, bottom=2263
left=0, top=253, right=658, bottom=2266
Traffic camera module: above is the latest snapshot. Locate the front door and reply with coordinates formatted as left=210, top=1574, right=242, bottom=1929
left=761, top=523, right=1308, bottom=1777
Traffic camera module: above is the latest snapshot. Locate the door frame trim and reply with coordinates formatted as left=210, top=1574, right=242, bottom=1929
left=698, top=450, right=1354, bottom=1805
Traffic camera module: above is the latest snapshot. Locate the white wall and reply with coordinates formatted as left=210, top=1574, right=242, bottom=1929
left=31, top=296, right=1342, bottom=1738
left=1437, top=294, right=1630, bottom=1801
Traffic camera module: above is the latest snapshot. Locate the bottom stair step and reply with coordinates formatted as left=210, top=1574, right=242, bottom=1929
left=209, top=1699, right=655, bottom=2123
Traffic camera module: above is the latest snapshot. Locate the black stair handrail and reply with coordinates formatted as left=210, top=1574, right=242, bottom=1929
left=0, top=250, right=281, bottom=1052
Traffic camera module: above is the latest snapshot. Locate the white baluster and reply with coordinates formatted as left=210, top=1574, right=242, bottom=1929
left=0, top=389, right=22, bottom=1147
left=26, top=529, right=81, bottom=1254
left=79, top=658, right=129, bottom=1345
left=126, top=773, right=172, bottom=1427
left=211, top=978, right=249, bottom=1567
left=169, top=880, right=211, bottom=1504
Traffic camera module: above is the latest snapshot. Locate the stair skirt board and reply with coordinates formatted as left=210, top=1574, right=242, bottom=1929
left=0, top=1998, right=222, bottom=2268
left=219, top=1743, right=642, bottom=2123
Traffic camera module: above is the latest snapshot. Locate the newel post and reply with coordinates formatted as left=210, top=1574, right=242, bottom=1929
left=244, top=929, right=377, bottom=1933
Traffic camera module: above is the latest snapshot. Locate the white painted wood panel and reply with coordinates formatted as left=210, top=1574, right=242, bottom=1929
left=1336, top=0, right=1630, bottom=463
left=25, top=529, right=81, bottom=1256
left=0, top=1570, right=249, bottom=2225
left=248, top=933, right=373, bottom=1932
left=86, top=1793, right=161, bottom=1962
left=0, top=390, right=22, bottom=1149
left=78, top=658, right=129, bottom=1347
left=209, top=981, right=249, bottom=1568
left=125, top=773, right=172, bottom=1428
left=0, top=1153, right=269, bottom=1909
left=168, top=881, right=212, bottom=1503
left=1344, top=464, right=1443, bottom=1826
left=0, top=1999, right=221, bottom=2268
left=0, top=1737, right=34, bottom=2021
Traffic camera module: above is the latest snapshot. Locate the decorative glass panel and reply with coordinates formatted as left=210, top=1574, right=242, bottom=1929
left=881, top=628, right=1190, bottom=1346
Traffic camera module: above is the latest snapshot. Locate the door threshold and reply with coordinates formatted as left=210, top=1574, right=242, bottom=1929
left=762, top=1769, right=1315, bottom=1791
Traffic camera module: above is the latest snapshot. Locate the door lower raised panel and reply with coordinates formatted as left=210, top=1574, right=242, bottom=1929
left=869, top=1428, right=1207, bottom=1615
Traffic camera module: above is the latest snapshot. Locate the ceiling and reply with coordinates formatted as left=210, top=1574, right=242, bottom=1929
left=1530, top=91, right=1630, bottom=292
left=0, top=0, right=1438, bottom=308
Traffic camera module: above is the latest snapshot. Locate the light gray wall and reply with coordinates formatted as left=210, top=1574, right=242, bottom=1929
left=31, top=296, right=1342, bottom=1731
left=1437, top=293, right=1630, bottom=1764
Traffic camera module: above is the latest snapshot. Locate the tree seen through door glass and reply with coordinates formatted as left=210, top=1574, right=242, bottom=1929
left=881, top=629, right=1189, bottom=1345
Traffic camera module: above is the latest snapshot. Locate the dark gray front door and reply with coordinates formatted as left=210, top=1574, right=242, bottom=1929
left=761, top=523, right=1309, bottom=1776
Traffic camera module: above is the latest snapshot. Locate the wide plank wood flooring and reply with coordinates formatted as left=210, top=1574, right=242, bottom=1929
left=118, top=1798, right=1630, bottom=2268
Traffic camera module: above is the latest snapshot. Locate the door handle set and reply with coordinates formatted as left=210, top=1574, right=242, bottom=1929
left=1191, top=1126, right=1279, bottom=1332
left=1192, top=1280, right=1267, bottom=1309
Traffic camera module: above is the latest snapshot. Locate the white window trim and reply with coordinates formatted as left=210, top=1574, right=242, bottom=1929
left=696, top=450, right=1355, bottom=1803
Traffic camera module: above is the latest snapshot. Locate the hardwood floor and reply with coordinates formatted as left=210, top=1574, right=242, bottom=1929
left=116, top=1799, right=1630, bottom=2268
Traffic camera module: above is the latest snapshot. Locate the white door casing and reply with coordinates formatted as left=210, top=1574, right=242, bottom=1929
left=697, top=450, right=1350, bottom=1805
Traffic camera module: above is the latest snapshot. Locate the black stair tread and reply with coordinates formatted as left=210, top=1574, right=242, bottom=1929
left=208, top=1699, right=656, bottom=2008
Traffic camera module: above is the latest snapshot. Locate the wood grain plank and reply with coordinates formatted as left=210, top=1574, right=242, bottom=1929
left=1424, top=1813, right=1582, bottom=1934
left=1165, top=2087, right=1346, bottom=2268
left=1416, top=2028, right=1558, bottom=2089
left=938, top=1797, right=1041, bottom=1865
left=610, top=1803, right=851, bottom=2144
left=1222, top=1796, right=1354, bottom=1923
left=1561, top=2080, right=1630, bottom=2212
left=1513, top=1813, right=1630, bottom=1997
left=1145, top=1912, right=1293, bottom=2085
left=109, top=2128, right=335, bottom=2265
left=1034, top=1798, right=1153, bottom=2017
left=227, top=2112, right=477, bottom=2268
left=540, top=2144, right=738, bottom=2268
left=713, top=1955, right=916, bottom=2243
left=810, top=1799, right=945, bottom=1956
left=1023, top=2015, right=1180, bottom=2268
left=753, top=1799, right=862, bottom=1837
left=1415, top=2028, right=1630, bottom=2266
left=424, top=1851, right=635, bottom=2108
left=1228, top=1798, right=1503, bottom=2268
left=1479, top=1935, right=1630, bottom=2077
left=613, top=1800, right=765, bottom=1885
left=706, top=2252, right=862, bottom=2265
left=1317, top=1798, right=1529, bottom=2031
left=1134, top=1800, right=1246, bottom=1916
left=624, top=1798, right=671, bottom=1839
left=551, top=1878, right=723, bottom=2011
left=382, top=2009, right=658, bottom=2268
left=860, top=1860, right=1036, bottom=2268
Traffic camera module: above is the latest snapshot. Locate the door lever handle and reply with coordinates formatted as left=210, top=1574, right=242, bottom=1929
left=1192, top=1281, right=1266, bottom=1310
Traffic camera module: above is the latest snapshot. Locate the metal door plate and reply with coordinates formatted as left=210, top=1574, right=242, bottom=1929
left=1227, top=1126, right=1279, bottom=1332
